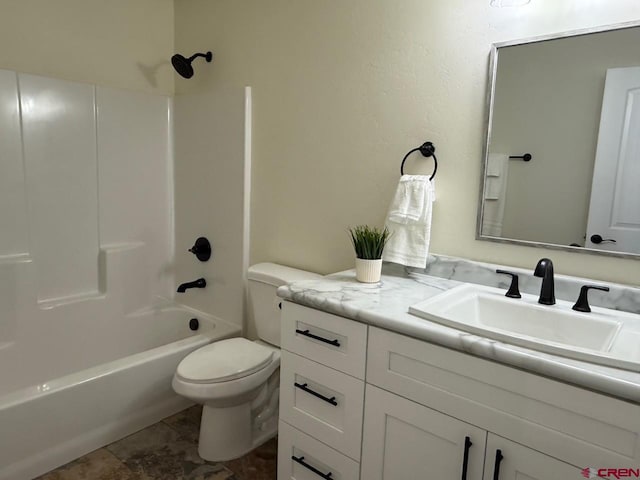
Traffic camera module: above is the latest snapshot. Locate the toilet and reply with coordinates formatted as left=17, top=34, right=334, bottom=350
left=172, top=263, right=320, bottom=461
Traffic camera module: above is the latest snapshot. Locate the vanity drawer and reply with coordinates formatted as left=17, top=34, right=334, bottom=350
left=280, top=350, right=365, bottom=461
left=281, top=301, right=367, bottom=379
left=278, top=420, right=360, bottom=480
left=367, top=327, right=640, bottom=467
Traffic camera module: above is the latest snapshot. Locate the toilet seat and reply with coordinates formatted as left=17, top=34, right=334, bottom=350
left=176, top=338, right=274, bottom=384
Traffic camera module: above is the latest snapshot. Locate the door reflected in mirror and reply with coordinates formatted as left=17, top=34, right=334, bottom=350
left=479, top=23, right=640, bottom=257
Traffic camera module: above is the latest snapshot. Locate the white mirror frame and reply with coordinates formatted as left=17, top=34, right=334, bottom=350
left=477, top=20, right=640, bottom=260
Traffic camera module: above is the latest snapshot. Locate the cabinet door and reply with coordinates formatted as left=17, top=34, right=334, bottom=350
left=361, top=385, right=487, bottom=480
left=483, top=434, right=581, bottom=480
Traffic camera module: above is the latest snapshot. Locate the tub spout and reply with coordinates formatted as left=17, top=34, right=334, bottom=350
left=177, top=278, right=206, bottom=293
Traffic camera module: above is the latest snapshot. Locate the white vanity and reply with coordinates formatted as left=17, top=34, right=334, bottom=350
left=275, top=259, right=640, bottom=480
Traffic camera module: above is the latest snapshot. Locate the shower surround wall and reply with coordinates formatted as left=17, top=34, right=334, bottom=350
left=0, top=69, right=222, bottom=480
left=0, top=70, right=174, bottom=392
left=0, top=69, right=246, bottom=480
left=173, top=86, right=251, bottom=332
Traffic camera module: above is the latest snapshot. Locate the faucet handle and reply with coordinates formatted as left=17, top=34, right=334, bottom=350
left=189, top=237, right=212, bottom=262
left=572, top=285, right=610, bottom=312
left=496, top=270, right=521, bottom=298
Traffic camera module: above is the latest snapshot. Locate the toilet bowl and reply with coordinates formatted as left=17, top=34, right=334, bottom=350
left=172, top=263, right=320, bottom=461
left=172, top=338, right=281, bottom=461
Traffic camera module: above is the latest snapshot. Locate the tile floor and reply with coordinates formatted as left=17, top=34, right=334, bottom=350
left=36, top=406, right=277, bottom=480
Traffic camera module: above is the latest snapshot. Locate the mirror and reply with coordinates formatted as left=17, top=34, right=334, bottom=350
left=478, top=22, right=640, bottom=258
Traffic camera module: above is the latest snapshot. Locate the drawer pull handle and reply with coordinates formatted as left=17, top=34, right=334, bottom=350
left=492, top=449, right=503, bottom=480
left=294, top=382, right=338, bottom=406
left=295, top=329, right=341, bottom=347
left=461, top=436, right=473, bottom=480
left=292, top=455, right=333, bottom=479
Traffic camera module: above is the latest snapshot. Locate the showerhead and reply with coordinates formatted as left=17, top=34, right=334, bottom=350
left=171, top=51, right=213, bottom=79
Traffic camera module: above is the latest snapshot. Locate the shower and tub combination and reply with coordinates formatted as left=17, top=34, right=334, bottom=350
left=0, top=51, right=245, bottom=480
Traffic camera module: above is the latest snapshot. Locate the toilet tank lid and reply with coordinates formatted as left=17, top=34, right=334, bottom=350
left=248, top=263, right=321, bottom=286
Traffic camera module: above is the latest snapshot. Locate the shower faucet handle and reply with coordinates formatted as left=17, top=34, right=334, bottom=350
left=188, top=237, right=212, bottom=262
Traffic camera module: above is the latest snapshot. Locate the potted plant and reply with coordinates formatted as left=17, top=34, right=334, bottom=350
left=348, top=225, right=390, bottom=283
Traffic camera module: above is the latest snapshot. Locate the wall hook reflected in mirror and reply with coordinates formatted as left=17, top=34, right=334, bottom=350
left=509, top=153, right=532, bottom=162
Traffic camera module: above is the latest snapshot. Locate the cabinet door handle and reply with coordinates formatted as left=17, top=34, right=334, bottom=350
left=292, top=455, right=334, bottom=479
left=461, top=436, right=473, bottom=480
left=295, top=328, right=341, bottom=347
left=294, top=382, right=338, bottom=406
left=492, top=449, right=504, bottom=480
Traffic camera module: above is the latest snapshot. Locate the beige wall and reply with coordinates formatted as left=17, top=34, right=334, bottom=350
left=492, top=28, right=640, bottom=247
left=0, top=0, right=174, bottom=94
left=181, top=1, right=637, bottom=286
left=174, top=0, right=640, bottom=286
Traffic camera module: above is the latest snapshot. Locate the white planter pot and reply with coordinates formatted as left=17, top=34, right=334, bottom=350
left=355, top=258, right=382, bottom=283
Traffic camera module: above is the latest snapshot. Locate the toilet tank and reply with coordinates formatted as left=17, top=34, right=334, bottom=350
left=248, top=263, right=321, bottom=347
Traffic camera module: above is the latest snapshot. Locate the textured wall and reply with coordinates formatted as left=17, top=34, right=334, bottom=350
left=0, top=0, right=174, bottom=94
left=174, top=0, right=640, bottom=286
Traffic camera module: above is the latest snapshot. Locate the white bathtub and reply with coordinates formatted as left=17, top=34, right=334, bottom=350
left=0, top=305, right=240, bottom=480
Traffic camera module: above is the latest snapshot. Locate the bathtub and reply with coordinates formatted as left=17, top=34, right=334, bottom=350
left=0, top=305, right=240, bottom=480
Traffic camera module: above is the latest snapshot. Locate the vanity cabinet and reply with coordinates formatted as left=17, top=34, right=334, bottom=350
left=361, top=385, right=581, bottom=480
left=482, top=435, right=581, bottom=480
left=278, top=301, right=640, bottom=480
left=278, top=302, right=367, bottom=480
left=366, top=327, right=639, bottom=471
left=360, top=384, right=487, bottom=480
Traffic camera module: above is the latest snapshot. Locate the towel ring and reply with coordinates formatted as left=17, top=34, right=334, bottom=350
left=400, top=141, right=438, bottom=180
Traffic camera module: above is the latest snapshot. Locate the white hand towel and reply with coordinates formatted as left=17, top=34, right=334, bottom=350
left=482, top=154, right=509, bottom=236
left=387, top=175, right=426, bottom=224
left=383, top=175, right=434, bottom=268
left=486, top=153, right=506, bottom=177
left=485, top=153, right=508, bottom=199
left=484, top=177, right=502, bottom=200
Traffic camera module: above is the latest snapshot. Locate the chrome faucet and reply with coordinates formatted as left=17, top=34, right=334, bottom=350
left=177, top=278, right=206, bottom=293
left=533, top=258, right=555, bottom=305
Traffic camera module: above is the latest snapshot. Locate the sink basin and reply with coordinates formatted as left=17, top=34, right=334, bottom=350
left=409, top=284, right=640, bottom=371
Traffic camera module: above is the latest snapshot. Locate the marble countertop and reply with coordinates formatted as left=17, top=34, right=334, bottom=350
left=277, top=264, right=640, bottom=404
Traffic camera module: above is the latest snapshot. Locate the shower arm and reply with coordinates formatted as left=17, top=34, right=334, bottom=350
left=188, top=52, right=212, bottom=62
